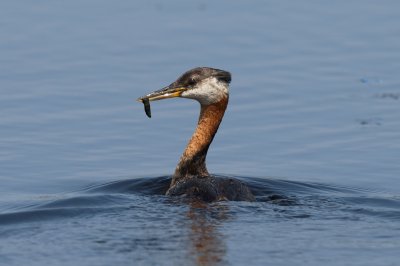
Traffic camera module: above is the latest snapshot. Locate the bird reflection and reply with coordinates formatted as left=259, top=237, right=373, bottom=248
left=186, top=201, right=230, bottom=265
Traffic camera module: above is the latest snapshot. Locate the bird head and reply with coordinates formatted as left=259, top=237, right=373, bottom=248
left=137, top=67, right=231, bottom=108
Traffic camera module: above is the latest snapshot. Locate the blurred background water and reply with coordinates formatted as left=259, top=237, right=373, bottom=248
left=0, top=1, right=400, bottom=265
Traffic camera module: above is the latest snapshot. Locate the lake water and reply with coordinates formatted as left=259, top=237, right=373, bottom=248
left=1, top=1, right=400, bottom=265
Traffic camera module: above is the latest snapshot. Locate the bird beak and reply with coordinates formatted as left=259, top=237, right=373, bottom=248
left=137, top=85, right=187, bottom=102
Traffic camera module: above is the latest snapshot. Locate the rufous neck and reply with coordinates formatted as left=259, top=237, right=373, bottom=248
left=172, top=96, right=228, bottom=185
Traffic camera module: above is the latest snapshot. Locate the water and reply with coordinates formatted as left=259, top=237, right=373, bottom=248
left=1, top=1, right=400, bottom=265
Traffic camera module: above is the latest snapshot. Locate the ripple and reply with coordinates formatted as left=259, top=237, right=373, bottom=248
left=1, top=176, right=399, bottom=226
left=0, top=206, right=118, bottom=225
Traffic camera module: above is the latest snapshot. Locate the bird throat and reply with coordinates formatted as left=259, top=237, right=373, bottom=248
left=171, top=96, right=228, bottom=187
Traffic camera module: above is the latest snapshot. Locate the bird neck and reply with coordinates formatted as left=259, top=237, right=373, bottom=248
left=172, top=96, right=228, bottom=186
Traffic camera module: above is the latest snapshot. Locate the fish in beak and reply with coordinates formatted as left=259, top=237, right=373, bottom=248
left=137, top=85, right=188, bottom=118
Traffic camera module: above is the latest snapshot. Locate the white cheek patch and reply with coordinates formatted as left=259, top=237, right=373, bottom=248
left=181, top=77, right=229, bottom=105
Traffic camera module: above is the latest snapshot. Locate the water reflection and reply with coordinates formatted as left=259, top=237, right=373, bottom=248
left=187, top=201, right=229, bottom=266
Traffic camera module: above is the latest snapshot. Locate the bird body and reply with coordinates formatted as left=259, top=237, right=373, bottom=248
left=138, top=67, right=254, bottom=201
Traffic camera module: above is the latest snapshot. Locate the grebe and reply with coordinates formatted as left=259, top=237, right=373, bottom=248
left=138, top=67, right=254, bottom=201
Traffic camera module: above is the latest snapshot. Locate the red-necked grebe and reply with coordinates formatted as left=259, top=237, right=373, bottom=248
left=138, top=67, right=254, bottom=201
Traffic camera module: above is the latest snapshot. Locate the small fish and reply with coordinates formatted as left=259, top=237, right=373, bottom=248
left=142, top=98, right=151, bottom=118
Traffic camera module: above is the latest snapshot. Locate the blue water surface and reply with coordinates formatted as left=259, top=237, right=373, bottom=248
left=1, top=1, right=400, bottom=265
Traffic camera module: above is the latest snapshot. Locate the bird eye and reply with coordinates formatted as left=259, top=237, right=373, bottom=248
left=187, top=78, right=196, bottom=86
